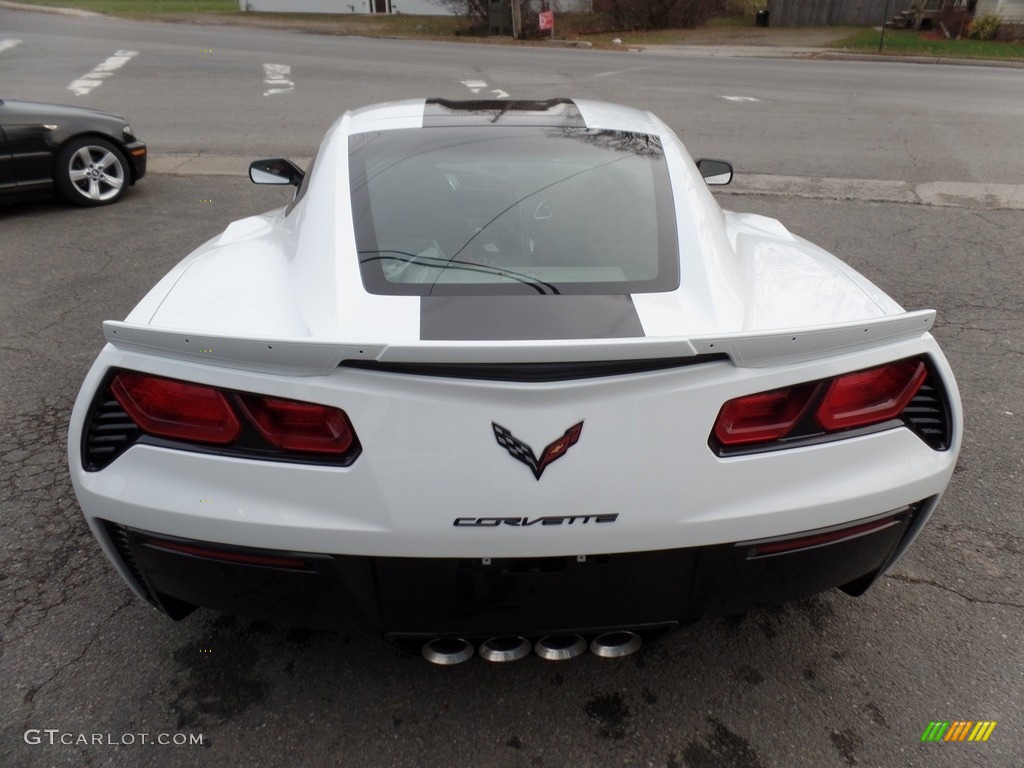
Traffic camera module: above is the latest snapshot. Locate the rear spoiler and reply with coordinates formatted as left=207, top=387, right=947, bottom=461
left=103, top=310, right=935, bottom=376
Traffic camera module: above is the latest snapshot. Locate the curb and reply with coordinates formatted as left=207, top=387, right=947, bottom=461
left=0, top=0, right=98, bottom=16
left=147, top=154, right=1024, bottom=211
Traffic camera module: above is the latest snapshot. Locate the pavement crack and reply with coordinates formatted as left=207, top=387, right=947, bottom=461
left=20, top=595, right=134, bottom=727
left=888, top=574, right=1024, bottom=609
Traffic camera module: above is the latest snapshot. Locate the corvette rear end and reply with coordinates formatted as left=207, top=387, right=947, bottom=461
left=68, top=99, right=960, bottom=663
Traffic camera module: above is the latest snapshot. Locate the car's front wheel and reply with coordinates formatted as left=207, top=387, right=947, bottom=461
left=55, top=137, right=129, bottom=206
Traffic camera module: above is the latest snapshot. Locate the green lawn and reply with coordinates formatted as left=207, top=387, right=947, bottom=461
left=14, top=1, right=1024, bottom=60
left=833, top=28, right=1024, bottom=60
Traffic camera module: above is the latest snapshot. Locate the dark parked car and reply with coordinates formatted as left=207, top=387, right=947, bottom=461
left=0, top=99, right=146, bottom=206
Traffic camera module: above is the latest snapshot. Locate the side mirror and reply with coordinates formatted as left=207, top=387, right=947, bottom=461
left=249, top=158, right=304, bottom=187
left=696, top=158, right=733, bottom=186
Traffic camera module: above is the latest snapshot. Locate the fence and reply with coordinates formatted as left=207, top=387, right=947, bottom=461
left=768, top=0, right=910, bottom=26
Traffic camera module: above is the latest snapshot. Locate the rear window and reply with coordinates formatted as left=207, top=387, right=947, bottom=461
left=349, top=126, right=678, bottom=296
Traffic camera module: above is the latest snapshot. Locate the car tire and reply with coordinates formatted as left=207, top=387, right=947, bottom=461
left=55, top=137, right=130, bottom=206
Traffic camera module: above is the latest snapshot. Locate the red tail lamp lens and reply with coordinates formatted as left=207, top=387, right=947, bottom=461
left=714, top=384, right=816, bottom=446
left=816, top=360, right=927, bottom=431
left=111, top=373, right=241, bottom=445
left=238, top=396, right=356, bottom=454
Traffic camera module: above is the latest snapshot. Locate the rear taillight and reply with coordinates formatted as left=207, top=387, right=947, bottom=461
left=712, top=358, right=935, bottom=453
left=238, top=396, right=356, bottom=455
left=713, top=385, right=816, bottom=446
left=111, top=372, right=241, bottom=445
left=105, top=372, right=360, bottom=464
left=815, top=360, right=927, bottom=431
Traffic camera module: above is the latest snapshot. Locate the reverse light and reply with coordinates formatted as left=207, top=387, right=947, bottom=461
left=713, top=384, right=816, bottom=446
left=111, top=372, right=241, bottom=445
left=815, top=360, right=928, bottom=431
left=237, top=396, right=357, bottom=455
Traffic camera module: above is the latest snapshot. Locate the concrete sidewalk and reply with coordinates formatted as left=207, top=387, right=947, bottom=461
left=146, top=153, right=1024, bottom=211
left=638, top=43, right=1024, bottom=68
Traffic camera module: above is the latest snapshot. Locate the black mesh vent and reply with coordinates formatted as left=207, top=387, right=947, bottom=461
left=103, top=521, right=158, bottom=607
left=82, top=394, right=140, bottom=471
left=902, top=376, right=952, bottom=451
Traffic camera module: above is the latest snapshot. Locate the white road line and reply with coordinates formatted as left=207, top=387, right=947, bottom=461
left=460, top=80, right=508, bottom=99
left=719, top=95, right=761, bottom=103
left=263, top=63, right=294, bottom=96
left=592, top=66, right=652, bottom=78
left=0, top=39, right=23, bottom=54
left=67, top=50, right=138, bottom=97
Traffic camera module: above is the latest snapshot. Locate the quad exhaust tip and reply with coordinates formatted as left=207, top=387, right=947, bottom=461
left=589, top=631, right=642, bottom=658
left=420, top=631, right=642, bottom=664
left=534, top=634, right=587, bottom=661
left=421, top=637, right=474, bottom=665
left=479, top=636, right=531, bottom=663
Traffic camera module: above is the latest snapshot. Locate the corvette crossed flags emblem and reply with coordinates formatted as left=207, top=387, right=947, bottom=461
left=492, top=421, right=584, bottom=480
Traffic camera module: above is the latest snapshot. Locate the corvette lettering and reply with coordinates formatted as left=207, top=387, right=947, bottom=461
left=454, top=514, right=618, bottom=527
left=492, top=421, right=583, bottom=480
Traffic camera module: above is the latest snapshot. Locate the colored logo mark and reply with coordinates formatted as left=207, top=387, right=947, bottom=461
left=921, top=721, right=997, bottom=742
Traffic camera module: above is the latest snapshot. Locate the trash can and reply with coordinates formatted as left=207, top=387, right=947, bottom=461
left=756, top=9, right=769, bottom=27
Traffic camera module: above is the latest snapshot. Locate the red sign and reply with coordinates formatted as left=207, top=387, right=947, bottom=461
left=538, top=10, right=554, bottom=31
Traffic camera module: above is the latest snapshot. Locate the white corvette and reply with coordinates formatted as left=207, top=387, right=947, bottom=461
left=68, top=99, right=961, bottom=664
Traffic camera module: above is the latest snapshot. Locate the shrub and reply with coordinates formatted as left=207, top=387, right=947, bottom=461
left=967, top=13, right=1001, bottom=40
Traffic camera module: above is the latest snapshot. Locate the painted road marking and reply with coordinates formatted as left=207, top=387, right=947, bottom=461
left=0, top=39, right=23, bottom=54
left=719, top=95, right=761, bottom=103
left=460, top=79, right=509, bottom=99
left=68, top=50, right=138, bottom=97
left=593, top=65, right=653, bottom=78
left=263, top=63, right=294, bottom=96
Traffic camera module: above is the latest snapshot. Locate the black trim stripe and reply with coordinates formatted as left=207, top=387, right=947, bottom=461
left=340, top=355, right=729, bottom=383
left=420, top=295, right=646, bottom=341
left=423, top=98, right=585, bottom=127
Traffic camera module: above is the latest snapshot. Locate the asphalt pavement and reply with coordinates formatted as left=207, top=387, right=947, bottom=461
left=1, top=7, right=1022, bottom=768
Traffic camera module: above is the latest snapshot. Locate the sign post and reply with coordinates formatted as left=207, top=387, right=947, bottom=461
left=538, top=6, right=554, bottom=39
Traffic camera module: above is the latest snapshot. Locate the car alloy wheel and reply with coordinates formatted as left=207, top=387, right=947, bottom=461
left=56, top=137, right=129, bottom=206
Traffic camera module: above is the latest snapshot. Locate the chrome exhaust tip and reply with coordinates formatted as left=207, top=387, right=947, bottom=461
left=479, top=636, right=531, bottom=663
left=589, top=631, right=642, bottom=658
left=421, top=637, right=474, bottom=665
left=534, top=634, right=587, bottom=661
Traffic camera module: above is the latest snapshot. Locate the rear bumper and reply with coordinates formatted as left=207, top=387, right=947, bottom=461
left=100, top=500, right=930, bottom=650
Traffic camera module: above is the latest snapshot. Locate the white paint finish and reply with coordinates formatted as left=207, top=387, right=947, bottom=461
left=69, top=335, right=959, bottom=559
left=718, top=96, right=761, bottom=103
left=67, top=49, right=138, bottom=97
left=263, top=63, right=294, bottom=96
left=0, top=38, right=23, bottom=54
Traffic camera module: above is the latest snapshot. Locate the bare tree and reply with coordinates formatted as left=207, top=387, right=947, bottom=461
left=428, top=0, right=488, bottom=20
left=611, top=0, right=718, bottom=29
